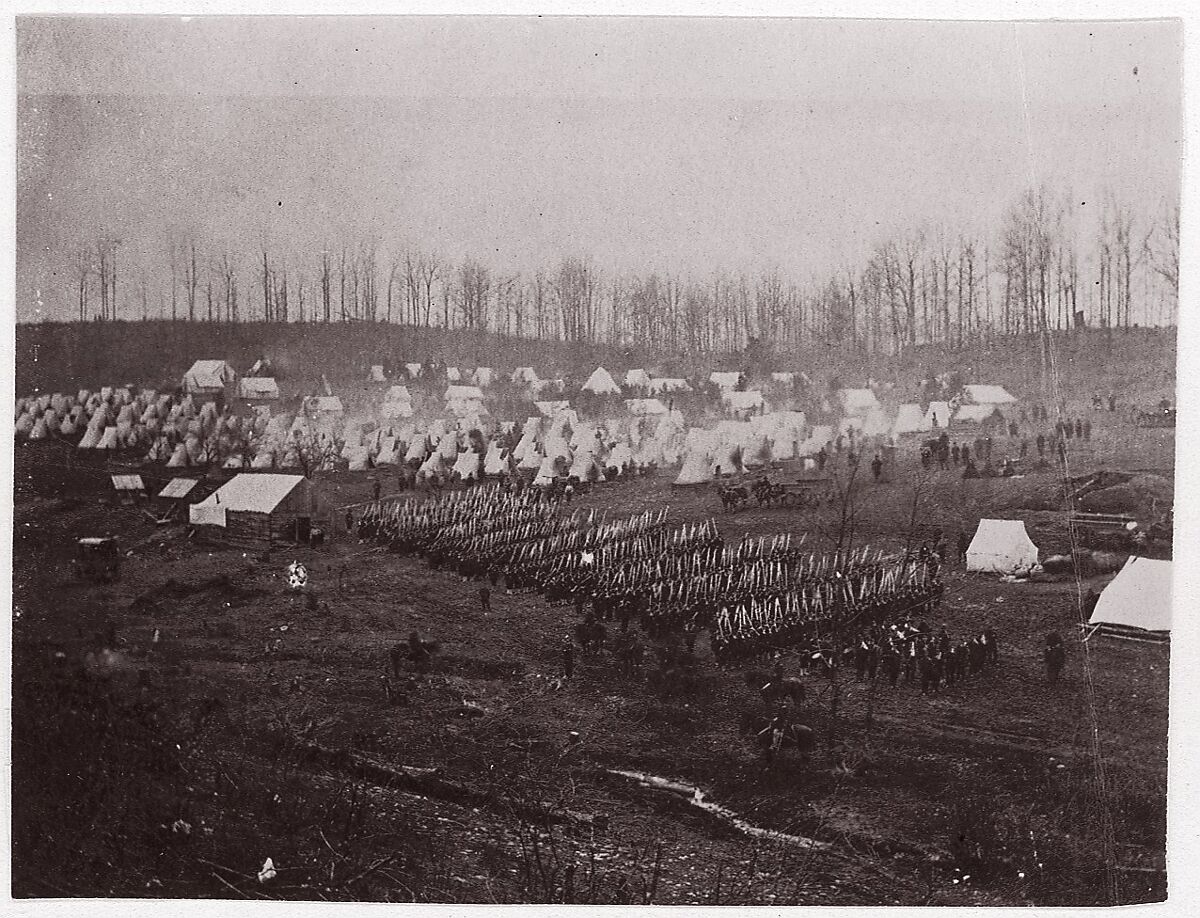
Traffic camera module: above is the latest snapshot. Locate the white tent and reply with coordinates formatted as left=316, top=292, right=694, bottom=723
left=924, top=401, right=952, bottom=430
left=838, top=388, right=880, bottom=416
left=419, top=451, right=447, bottom=478
left=582, top=366, right=621, bottom=395
left=95, top=426, right=120, bottom=450
left=771, top=372, right=796, bottom=385
left=446, top=366, right=463, bottom=382
left=1088, top=556, right=1172, bottom=637
left=624, top=369, right=652, bottom=389
left=370, top=364, right=387, bottom=382
left=892, top=403, right=929, bottom=435
left=484, top=442, right=508, bottom=475
left=966, top=519, right=1039, bottom=574
left=183, top=360, right=237, bottom=395
left=238, top=377, right=280, bottom=400
left=710, top=371, right=742, bottom=391
left=472, top=367, right=495, bottom=387
left=963, top=385, right=1017, bottom=407
left=374, top=436, right=398, bottom=465
left=405, top=362, right=424, bottom=378
left=166, top=443, right=189, bottom=467
left=452, top=450, right=483, bottom=480
left=674, top=431, right=715, bottom=485
left=381, top=386, right=414, bottom=419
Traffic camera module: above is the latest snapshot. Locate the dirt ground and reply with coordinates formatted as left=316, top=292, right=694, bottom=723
left=10, top=412, right=1171, bottom=905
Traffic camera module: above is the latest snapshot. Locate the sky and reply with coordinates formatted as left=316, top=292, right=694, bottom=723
left=14, top=15, right=1183, bottom=322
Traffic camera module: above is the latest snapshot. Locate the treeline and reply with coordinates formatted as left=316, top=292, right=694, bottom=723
left=67, top=187, right=1178, bottom=355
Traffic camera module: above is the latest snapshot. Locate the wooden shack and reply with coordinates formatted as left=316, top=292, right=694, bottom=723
left=189, top=473, right=321, bottom=550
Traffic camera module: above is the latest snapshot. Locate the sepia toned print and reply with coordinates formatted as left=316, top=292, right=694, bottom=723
left=11, top=15, right=1177, bottom=906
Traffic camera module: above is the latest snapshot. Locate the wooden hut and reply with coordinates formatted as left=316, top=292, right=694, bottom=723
left=189, top=473, right=321, bottom=549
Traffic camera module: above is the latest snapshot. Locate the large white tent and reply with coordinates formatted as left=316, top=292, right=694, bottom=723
left=183, top=360, right=237, bottom=395
left=582, top=367, right=621, bottom=395
left=1088, top=556, right=1172, bottom=638
left=965, top=519, right=1039, bottom=574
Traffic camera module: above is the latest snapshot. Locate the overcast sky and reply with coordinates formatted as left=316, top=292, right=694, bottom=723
left=15, top=16, right=1182, bottom=322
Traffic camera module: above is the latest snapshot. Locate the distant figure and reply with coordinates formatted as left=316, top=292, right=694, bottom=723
left=345, top=509, right=354, bottom=532
left=1074, top=419, right=1083, bottom=440
left=372, top=479, right=382, bottom=501
left=1044, top=634, right=1066, bottom=684
left=957, top=531, right=970, bottom=565
left=871, top=453, right=883, bottom=481
left=478, top=586, right=491, bottom=614
left=1083, top=419, right=1092, bottom=441
left=961, top=444, right=971, bottom=464
left=816, top=448, right=828, bottom=472
left=1108, top=394, right=1116, bottom=412
left=1036, top=433, right=1045, bottom=457
left=962, top=459, right=979, bottom=479
left=951, top=444, right=961, bottom=465
left=1009, top=421, right=1019, bottom=438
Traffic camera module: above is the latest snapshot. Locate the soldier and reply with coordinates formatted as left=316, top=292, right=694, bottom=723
left=1036, top=433, right=1045, bottom=457
left=563, top=637, right=575, bottom=679
left=1044, top=633, right=1066, bottom=684
left=882, top=644, right=902, bottom=687
left=478, top=585, right=492, bottom=615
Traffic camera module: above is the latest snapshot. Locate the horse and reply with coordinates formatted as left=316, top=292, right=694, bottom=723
left=615, top=636, right=645, bottom=677
left=575, top=617, right=607, bottom=654
left=744, top=669, right=807, bottom=707
left=717, top=485, right=750, bottom=513
left=739, top=712, right=817, bottom=763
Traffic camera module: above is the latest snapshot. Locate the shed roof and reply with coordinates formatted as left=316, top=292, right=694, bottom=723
left=111, top=474, right=145, bottom=491
left=158, top=477, right=200, bottom=499
left=193, top=473, right=306, bottom=514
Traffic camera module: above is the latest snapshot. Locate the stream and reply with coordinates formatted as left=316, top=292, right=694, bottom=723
left=607, top=769, right=830, bottom=851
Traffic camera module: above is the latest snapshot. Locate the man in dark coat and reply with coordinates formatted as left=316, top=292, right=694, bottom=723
left=1045, top=634, right=1066, bottom=683
left=478, top=586, right=492, bottom=614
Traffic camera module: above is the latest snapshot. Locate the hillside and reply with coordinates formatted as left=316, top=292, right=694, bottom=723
left=13, top=321, right=1177, bottom=411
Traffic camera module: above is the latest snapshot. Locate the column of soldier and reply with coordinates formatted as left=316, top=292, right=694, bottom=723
left=709, top=550, right=945, bottom=665
left=357, top=486, right=947, bottom=672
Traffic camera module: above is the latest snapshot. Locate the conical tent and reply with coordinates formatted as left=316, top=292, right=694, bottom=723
left=374, top=437, right=398, bottom=465
left=674, top=439, right=714, bottom=486
left=1089, top=556, right=1172, bottom=637
left=453, top=450, right=482, bottom=480
left=582, top=366, right=621, bottom=395
left=166, top=443, right=189, bottom=467
left=893, top=403, right=929, bottom=435
left=484, top=442, right=508, bottom=475
left=535, top=455, right=561, bottom=485
left=925, top=401, right=951, bottom=430
left=966, top=519, right=1039, bottom=574
left=419, top=451, right=447, bottom=477
left=95, top=426, right=120, bottom=450
left=518, top=445, right=543, bottom=471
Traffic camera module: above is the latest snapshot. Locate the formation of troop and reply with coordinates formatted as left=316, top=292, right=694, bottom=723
left=710, top=551, right=944, bottom=664
left=355, top=485, right=960, bottom=680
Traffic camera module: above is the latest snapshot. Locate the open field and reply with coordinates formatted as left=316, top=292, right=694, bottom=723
left=11, top=398, right=1172, bottom=905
